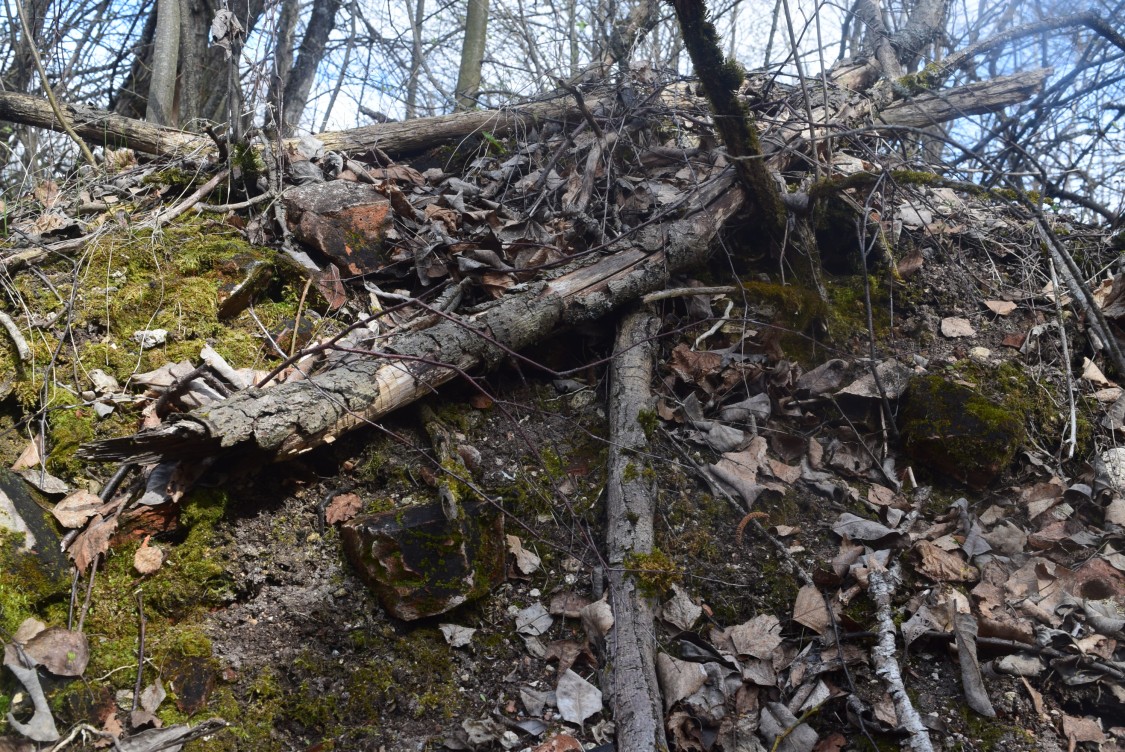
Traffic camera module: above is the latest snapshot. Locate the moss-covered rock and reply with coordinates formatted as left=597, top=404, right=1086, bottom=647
left=340, top=499, right=504, bottom=620
left=898, top=375, right=1025, bottom=488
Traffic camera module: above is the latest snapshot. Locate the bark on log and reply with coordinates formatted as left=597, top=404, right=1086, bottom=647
left=0, top=90, right=594, bottom=160
left=876, top=68, right=1052, bottom=127
left=603, top=309, right=666, bottom=751
left=758, top=68, right=1050, bottom=165
left=80, top=171, right=744, bottom=463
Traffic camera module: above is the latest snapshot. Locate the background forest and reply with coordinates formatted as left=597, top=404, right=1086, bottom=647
left=1, top=0, right=1124, bottom=225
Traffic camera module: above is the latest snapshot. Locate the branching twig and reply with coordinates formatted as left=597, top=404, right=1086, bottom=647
left=14, top=0, right=97, bottom=168
left=152, top=169, right=231, bottom=226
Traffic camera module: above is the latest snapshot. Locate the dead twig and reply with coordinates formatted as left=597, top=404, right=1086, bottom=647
left=13, top=0, right=96, bottom=168
left=866, top=555, right=934, bottom=752
left=152, top=169, right=231, bottom=226
left=0, top=310, right=31, bottom=362
left=132, top=589, right=147, bottom=713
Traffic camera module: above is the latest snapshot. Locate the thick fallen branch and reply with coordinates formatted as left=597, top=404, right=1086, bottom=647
left=81, top=171, right=743, bottom=463
left=876, top=68, right=1052, bottom=127
left=0, top=90, right=596, bottom=160
left=603, top=309, right=666, bottom=751
left=759, top=68, right=1050, bottom=164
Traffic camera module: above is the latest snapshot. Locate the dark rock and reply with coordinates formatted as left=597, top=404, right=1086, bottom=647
left=341, top=500, right=505, bottom=621
left=215, top=253, right=274, bottom=319
left=165, top=654, right=217, bottom=715
left=898, top=375, right=1024, bottom=489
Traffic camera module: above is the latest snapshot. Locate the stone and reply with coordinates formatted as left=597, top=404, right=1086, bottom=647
left=283, top=181, right=392, bottom=275
left=341, top=500, right=505, bottom=621
left=215, top=253, right=274, bottom=318
left=898, top=375, right=1024, bottom=489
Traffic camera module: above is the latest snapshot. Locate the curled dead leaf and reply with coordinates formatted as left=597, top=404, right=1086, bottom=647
left=134, top=536, right=165, bottom=575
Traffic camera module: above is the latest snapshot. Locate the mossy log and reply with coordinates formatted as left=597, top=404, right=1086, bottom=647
left=80, top=172, right=744, bottom=463
left=667, top=0, right=786, bottom=251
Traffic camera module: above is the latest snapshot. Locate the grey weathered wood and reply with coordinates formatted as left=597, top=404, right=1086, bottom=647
left=603, top=309, right=666, bottom=752
left=0, top=90, right=594, bottom=159
left=876, top=68, right=1052, bottom=127
left=81, top=171, right=744, bottom=463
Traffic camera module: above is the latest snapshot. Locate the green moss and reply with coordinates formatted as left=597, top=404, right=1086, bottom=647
left=949, top=359, right=1092, bottom=458
left=0, top=219, right=325, bottom=482
left=895, top=62, right=946, bottom=96
left=955, top=702, right=1033, bottom=750
left=636, top=408, right=658, bottom=441
left=624, top=548, right=682, bottom=596
left=281, top=626, right=463, bottom=743
left=899, top=375, right=1024, bottom=488
left=0, top=531, right=70, bottom=634
left=823, top=273, right=891, bottom=342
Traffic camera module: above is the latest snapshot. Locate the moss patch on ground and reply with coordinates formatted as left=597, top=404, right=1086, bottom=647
left=0, top=218, right=331, bottom=482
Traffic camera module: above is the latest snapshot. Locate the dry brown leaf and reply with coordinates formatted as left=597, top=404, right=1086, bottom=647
left=729, top=614, right=783, bottom=659
left=424, top=203, right=459, bottom=232
left=813, top=732, right=847, bottom=752
left=325, top=492, right=363, bottom=524
left=914, top=540, right=979, bottom=582
left=11, top=436, right=41, bottom=471
left=314, top=265, right=347, bottom=310
left=1062, top=714, right=1105, bottom=752
left=792, top=585, right=830, bottom=635
left=867, top=484, right=896, bottom=507
left=984, top=300, right=1017, bottom=316
left=896, top=247, right=923, bottom=278
left=1001, top=331, right=1027, bottom=348
left=548, top=591, right=590, bottom=618
left=133, top=536, right=165, bottom=575
left=506, top=534, right=542, bottom=575
left=532, top=734, right=583, bottom=752
left=544, top=640, right=589, bottom=675
left=1081, top=357, right=1114, bottom=387
left=33, top=180, right=60, bottom=207
left=670, top=343, right=722, bottom=385
left=24, top=627, right=89, bottom=676
left=69, top=514, right=117, bottom=572
left=52, top=490, right=102, bottom=528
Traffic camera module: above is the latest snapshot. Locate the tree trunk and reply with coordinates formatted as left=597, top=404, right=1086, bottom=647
left=405, top=0, right=426, bottom=118
left=1, top=0, right=50, bottom=90
left=112, top=3, right=159, bottom=119
left=668, top=0, right=787, bottom=253
left=146, top=0, right=181, bottom=125
left=454, top=0, right=490, bottom=110
left=280, top=0, right=342, bottom=133
left=198, top=0, right=268, bottom=125
left=603, top=309, right=667, bottom=752
left=266, top=0, right=299, bottom=129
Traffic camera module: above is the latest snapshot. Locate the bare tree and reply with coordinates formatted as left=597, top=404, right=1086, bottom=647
left=455, top=0, right=490, bottom=110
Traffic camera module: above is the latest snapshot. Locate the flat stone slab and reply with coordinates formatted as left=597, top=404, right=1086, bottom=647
left=283, top=181, right=392, bottom=275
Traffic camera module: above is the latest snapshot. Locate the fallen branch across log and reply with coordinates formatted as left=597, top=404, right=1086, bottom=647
left=0, top=90, right=597, bottom=160
left=80, top=170, right=744, bottom=463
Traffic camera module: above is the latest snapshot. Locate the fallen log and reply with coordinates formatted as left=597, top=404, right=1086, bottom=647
left=0, top=89, right=596, bottom=160
left=602, top=309, right=666, bottom=751
left=80, top=170, right=744, bottom=463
